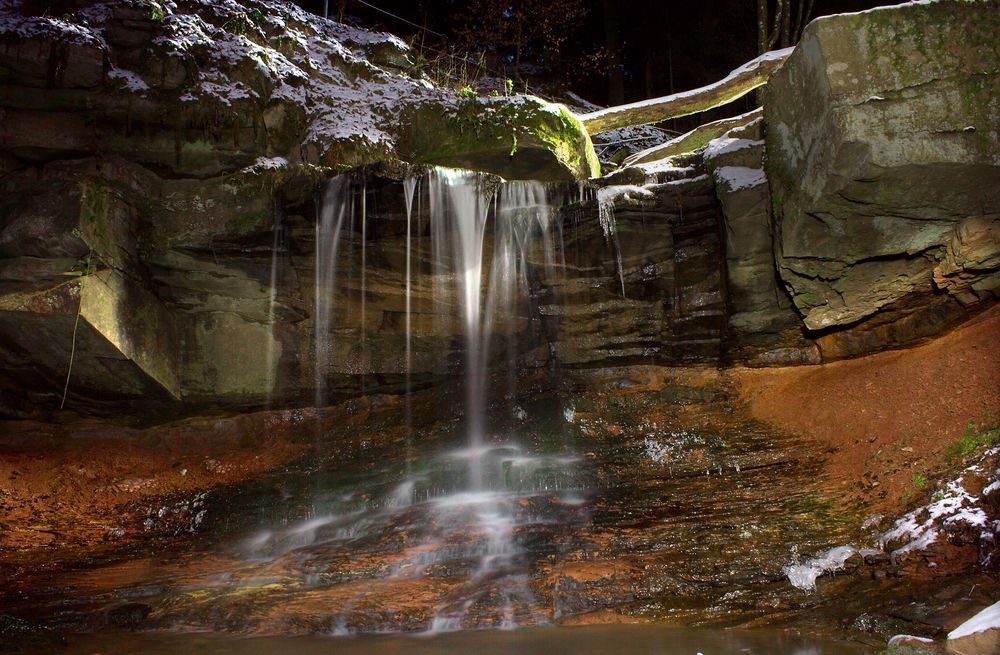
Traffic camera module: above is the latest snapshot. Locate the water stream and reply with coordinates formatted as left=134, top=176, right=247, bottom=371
left=304, top=166, right=578, bottom=631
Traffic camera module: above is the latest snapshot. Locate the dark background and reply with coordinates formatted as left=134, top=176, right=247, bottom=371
left=294, top=0, right=907, bottom=106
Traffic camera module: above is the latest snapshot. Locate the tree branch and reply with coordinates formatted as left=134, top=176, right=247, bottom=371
left=623, top=108, right=763, bottom=166
left=579, top=48, right=792, bottom=135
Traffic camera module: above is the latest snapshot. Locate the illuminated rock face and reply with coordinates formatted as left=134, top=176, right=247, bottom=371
left=1, top=0, right=998, bottom=418
left=765, top=0, right=1000, bottom=343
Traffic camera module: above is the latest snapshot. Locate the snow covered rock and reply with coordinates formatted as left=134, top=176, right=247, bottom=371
left=765, top=0, right=1000, bottom=344
left=0, top=0, right=597, bottom=180
left=879, top=447, right=1000, bottom=573
left=946, top=601, right=1000, bottom=655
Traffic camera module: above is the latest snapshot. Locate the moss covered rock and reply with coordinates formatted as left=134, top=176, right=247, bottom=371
left=402, top=95, right=600, bottom=181
left=765, top=0, right=1000, bottom=334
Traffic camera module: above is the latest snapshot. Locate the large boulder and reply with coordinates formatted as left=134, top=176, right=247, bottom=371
left=765, top=0, right=1000, bottom=349
left=946, top=601, right=1000, bottom=655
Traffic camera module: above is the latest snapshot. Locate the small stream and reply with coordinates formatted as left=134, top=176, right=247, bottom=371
left=63, top=624, right=865, bottom=654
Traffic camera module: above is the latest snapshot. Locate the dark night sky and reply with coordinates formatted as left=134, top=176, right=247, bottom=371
left=294, top=0, right=908, bottom=106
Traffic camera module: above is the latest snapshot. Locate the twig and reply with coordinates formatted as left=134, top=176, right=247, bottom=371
left=60, top=251, right=93, bottom=409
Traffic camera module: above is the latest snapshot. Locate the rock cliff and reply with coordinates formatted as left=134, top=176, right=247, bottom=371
left=765, top=0, right=1000, bottom=357
left=1, top=0, right=997, bottom=419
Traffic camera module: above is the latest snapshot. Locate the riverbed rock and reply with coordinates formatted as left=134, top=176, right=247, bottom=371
left=887, top=634, right=944, bottom=654
left=765, top=0, right=1000, bottom=349
left=946, top=631, right=1000, bottom=655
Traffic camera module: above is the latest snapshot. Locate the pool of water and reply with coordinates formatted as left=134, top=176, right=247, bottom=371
left=1, top=385, right=862, bottom=640
left=63, top=624, right=867, bottom=655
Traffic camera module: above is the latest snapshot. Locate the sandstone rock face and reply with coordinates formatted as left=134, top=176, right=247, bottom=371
left=540, top=167, right=728, bottom=368
left=1, top=0, right=999, bottom=418
left=0, top=0, right=596, bottom=418
left=765, top=0, right=1000, bottom=351
left=703, top=118, right=818, bottom=366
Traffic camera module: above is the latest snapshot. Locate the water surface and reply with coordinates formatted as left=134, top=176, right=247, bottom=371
left=64, top=624, right=867, bottom=655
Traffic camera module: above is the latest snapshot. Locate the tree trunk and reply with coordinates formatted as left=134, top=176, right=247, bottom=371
left=757, top=0, right=769, bottom=54
left=792, top=0, right=815, bottom=42
left=780, top=0, right=792, bottom=47
left=603, top=0, right=625, bottom=105
left=580, top=48, right=791, bottom=134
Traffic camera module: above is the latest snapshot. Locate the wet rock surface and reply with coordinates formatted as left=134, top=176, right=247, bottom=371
left=0, top=373, right=994, bottom=647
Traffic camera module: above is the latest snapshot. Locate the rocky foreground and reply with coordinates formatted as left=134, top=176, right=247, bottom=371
left=0, top=0, right=999, bottom=652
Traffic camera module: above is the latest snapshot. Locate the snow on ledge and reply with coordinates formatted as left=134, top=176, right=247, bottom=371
left=948, top=600, right=1000, bottom=640
left=715, top=166, right=767, bottom=192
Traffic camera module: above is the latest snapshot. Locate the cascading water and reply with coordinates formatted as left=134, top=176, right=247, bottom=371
left=313, top=175, right=352, bottom=410
left=426, top=168, right=494, bottom=490
left=256, top=166, right=587, bottom=633
left=265, top=207, right=285, bottom=405
left=403, top=174, right=418, bottom=474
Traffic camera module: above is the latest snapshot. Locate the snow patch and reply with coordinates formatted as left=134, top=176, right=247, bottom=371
left=888, top=635, right=934, bottom=646
left=715, top=166, right=767, bottom=192
left=704, top=137, right=762, bottom=160
left=783, top=545, right=857, bottom=591
left=108, top=68, right=150, bottom=93
left=948, top=600, right=1000, bottom=640
left=0, top=9, right=107, bottom=48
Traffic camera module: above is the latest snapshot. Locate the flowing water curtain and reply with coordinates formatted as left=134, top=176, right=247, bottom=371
left=264, top=167, right=586, bottom=631
left=425, top=168, right=496, bottom=488
left=313, top=175, right=353, bottom=409
left=265, top=204, right=287, bottom=405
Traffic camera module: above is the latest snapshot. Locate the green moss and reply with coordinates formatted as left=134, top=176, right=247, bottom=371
left=144, top=0, right=166, bottom=22
left=944, top=416, right=1000, bottom=460
left=222, top=204, right=271, bottom=237
left=78, top=180, right=115, bottom=266
left=402, top=95, right=599, bottom=180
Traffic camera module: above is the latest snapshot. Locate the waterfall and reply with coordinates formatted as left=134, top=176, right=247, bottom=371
left=265, top=206, right=284, bottom=405
left=425, top=168, right=495, bottom=488
left=403, top=174, right=418, bottom=473
left=302, top=166, right=580, bottom=632
left=313, top=175, right=351, bottom=409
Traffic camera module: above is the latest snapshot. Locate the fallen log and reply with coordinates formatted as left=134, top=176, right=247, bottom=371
left=580, top=47, right=793, bottom=134
left=624, top=108, right=762, bottom=166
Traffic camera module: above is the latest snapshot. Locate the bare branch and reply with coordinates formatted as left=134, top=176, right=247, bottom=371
left=579, top=48, right=792, bottom=135
left=623, top=108, right=763, bottom=166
